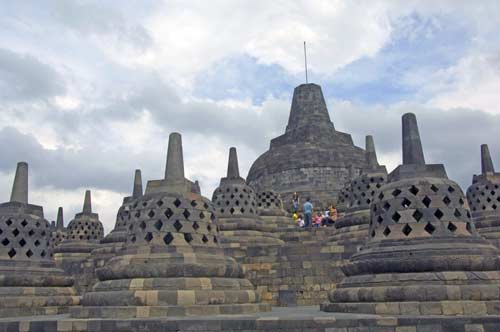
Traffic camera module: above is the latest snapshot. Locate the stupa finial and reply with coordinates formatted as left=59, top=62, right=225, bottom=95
left=82, top=190, right=92, bottom=214
left=10, top=162, right=28, bottom=204
left=164, top=133, right=184, bottom=181
left=227, top=147, right=240, bottom=179
left=402, top=113, right=425, bottom=165
left=481, top=144, right=495, bottom=174
left=132, top=169, right=143, bottom=198
left=56, top=207, right=64, bottom=229
left=365, top=135, right=380, bottom=168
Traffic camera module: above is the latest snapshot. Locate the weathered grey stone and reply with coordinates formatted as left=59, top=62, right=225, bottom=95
left=402, top=113, right=425, bottom=165
left=10, top=162, right=28, bottom=204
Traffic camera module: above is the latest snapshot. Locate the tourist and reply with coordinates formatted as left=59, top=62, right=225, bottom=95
left=292, top=192, right=299, bottom=213
left=321, top=209, right=332, bottom=226
left=292, top=212, right=298, bottom=222
left=297, top=214, right=305, bottom=228
left=329, top=204, right=338, bottom=223
left=303, top=197, right=313, bottom=228
left=313, top=212, right=322, bottom=228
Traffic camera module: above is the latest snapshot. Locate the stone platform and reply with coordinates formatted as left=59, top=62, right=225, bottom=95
left=2, top=306, right=500, bottom=332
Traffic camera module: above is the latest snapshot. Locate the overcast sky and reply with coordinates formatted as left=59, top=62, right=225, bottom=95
left=1, top=1, right=500, bottom=233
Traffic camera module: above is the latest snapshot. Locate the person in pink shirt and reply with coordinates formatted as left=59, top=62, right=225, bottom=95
left=313, top=212, right=322, bottom=228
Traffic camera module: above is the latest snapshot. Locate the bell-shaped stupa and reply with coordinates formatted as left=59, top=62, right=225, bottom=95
left=50, top=207, right=67, bottom=249
left=0, top=162, right=78, bottom=317
left=322, top=113, right=500, bottom=316
left=70, top=133, right=270, bottom=318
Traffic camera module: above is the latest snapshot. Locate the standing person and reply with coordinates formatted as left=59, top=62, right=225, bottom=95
left=292, top=192, right=299, bottom=213
left=329, top=204, right=338, bottom=224
left=303, top=197, right=313, bottom=228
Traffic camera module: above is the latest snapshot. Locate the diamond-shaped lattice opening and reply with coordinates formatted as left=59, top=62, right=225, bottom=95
left=40, top=250, right=46, bottom=258
left=202, top=235, right=209, bottom=243
left=402, top=224, right=412, bottom=236
left=229, top=207, right=235, bottom=215
left=447, top=222, right=457, bottom=232
left=20, top=220, right=28, bottom=227
left=454, top=209, right=462, bottom=218
left=139, top=221, right=147, bottom=230
left=487, top=197, right=492, bottom=203
left=12, top=228, right=19, bottom=237
left=184, top=233, right=193, bottom=243
left=430, top=184, right=439, bottom=193
left=402, top=198, right=411, bottom=208
left=144, top=232, right=153, bottom=242
left=130, top=235, right=136, bottom=243
left=392, top=189, right=402, bottom=197
left=6, top=219, right=13, bottom=226
left=148, top=210, right=155, bottom=218
left=383, top=202, right=391, bottom=211
left=183, top=209, right=191, bottom=219
left=213, top=236, right=218, bottom=243
left=0, top=229, right=2, bottom=235
left=377, top=216, right=384, bottom=224
left=8, top=248, right=16, bottom=258
left=409, top=185, right=419, bottom=195
left=26, top=249, right=33, bottom=258
left=156, top=200, right=164, bottom=207
left=203, top=202, right=209, bottom=209
left=174, top=198, right=182, bottom=208
left=163, top=233, right=174, bottom=245
left=173, top=220, right=183, bottom=232
left=135, top=211, right=141, bottom=218
left=434, top=209, right=444, bottom=220
left=165, top=208, right=173, bottom=219
left=422, top=196, right=432, bottom=208
left=392, top=212, right=401, bottom=222
left=18, top=238, right=26, bottom=247
left=424, top=222, right=436, bottom=235
left=192, top=221, right=199, bottom=230
left=34, top=239, right=40, bottom=247
left=448, top=186, right=455, bottom=193
left=210, top=213, right=216, bottom=222
left=376, top=183, right=382, bottom=188
left=240, top=207, right=246, bottom=213
left=28, top=229, right=35, bottom=237
left=443, top=196, right=451, bottom=206
left=1, top=238, right=10, bottom=246
left=383, top=226, right=391, bottom=237
left=493, top=204, right=498, bottom=210
left=466, top=222, right=472, bottom=233
left=371, top=230, right=376, bottom=237
left=190, top=200, right=197, bottom=207
left=36, top=221, right=41, bottom=228
left=199, top=212, right=205, bottom=219
left=154, top=220, right=163, bottom=231
left=378, top=192, right=384, bottom=200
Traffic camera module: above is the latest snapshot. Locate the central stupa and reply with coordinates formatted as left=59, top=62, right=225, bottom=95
left=247, top=83, right=369, bottom=210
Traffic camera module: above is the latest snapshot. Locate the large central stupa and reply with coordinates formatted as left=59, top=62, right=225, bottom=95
left=247, top=83, right=369, bottom=210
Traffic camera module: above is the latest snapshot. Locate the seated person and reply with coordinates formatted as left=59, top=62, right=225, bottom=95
left=313, top=212, right=323, bottom=228
left=321, top=210, right=333, bottom=226
left=297, top=215, right=305, bottom=228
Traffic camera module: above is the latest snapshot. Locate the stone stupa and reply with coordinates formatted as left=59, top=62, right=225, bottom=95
left=212, top=147, right=283, bottom=253
left=53, top=190, right=104, bottom=293
left=466, top=144, right=500, bottom=248
left=49, top=207, right=67, bottom=249
left=247, top=83, right=369, bottom=211
left=70, top=133, right=270, bottom=318
left=329, top=135, right=387, bottom=258
left=322, top=113, right=500, bottom=316
left=0, top=162, right=78, bottom=317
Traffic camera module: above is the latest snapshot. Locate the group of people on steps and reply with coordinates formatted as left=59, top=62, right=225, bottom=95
left=291, top=192, right=337, bottom=228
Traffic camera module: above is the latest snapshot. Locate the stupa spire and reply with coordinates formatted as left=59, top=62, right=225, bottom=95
left=227, top=147, right=240, bottom=179
left=402, top=113, right=425, bottom=165
left=10, top=162, right=28, bottom=204
left=481, top=144, right=495, bottom=174
left=285, top=84, right=332, bottom=132
left=132, top=169, right=143, bottom=198
left=56, top=207, right=64, bottom=229
left=164, top=133, right=184, bottom=181
left=82, top=190, right=92, bottom=214
left=365, top=135, right=380, bottom=168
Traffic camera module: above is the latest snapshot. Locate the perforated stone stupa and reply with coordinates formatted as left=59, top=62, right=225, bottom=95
left=0, top=162, right=78, bottom=317
left=70, top=133, right=270, bottom=318
left=329, top=135, right=387, bottom=257
left=467, top=144, right=500, bottom=248
left=247, top=83, right=369, bottom=210
left=213, top=147, right=283, bottom=251
left=322, top=113, right=500, bottom=316
left=53, top=190, right=104, bottom=293
left=50, top=207, right=67, bottom=249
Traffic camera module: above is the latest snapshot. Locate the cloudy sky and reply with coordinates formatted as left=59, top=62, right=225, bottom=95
left=1, top=1, right=500, bottom=232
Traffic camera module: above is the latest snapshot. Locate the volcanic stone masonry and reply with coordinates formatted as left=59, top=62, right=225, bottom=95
left=50, top=207, right=67, bottom=249
left=247, top=83, right=370, bottom=211
left=0, top=162, right=79, bottom=317
left=69, top=132, right=270, bottom=318
left=466, top=144, right=500, bottom=248
left=322, top=113, right=500, bottom=316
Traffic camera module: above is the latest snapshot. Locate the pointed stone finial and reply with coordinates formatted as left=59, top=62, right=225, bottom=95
left=227, top=147, right=240, bottom=178
left=50, top=220, right=56, bottom=230
left=365, top=135, right=379, bottom=168
left=164, top=132, right=185, bottom=181
left=286, top=84, right=332, bottom=132
left=481, top=144, right=495, bottom=174
left=82, top=190, right=92, bottom=214
left=10, top=162, right=28, bottom=204
left=56, top=207, right=64, bottom=229
left=402, top=113, right=425, bottom=165
left=132, top=169, right=143, bottom=198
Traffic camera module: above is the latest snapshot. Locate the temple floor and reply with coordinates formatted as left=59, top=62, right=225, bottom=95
left=1, top=306, right=500, bottom=332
